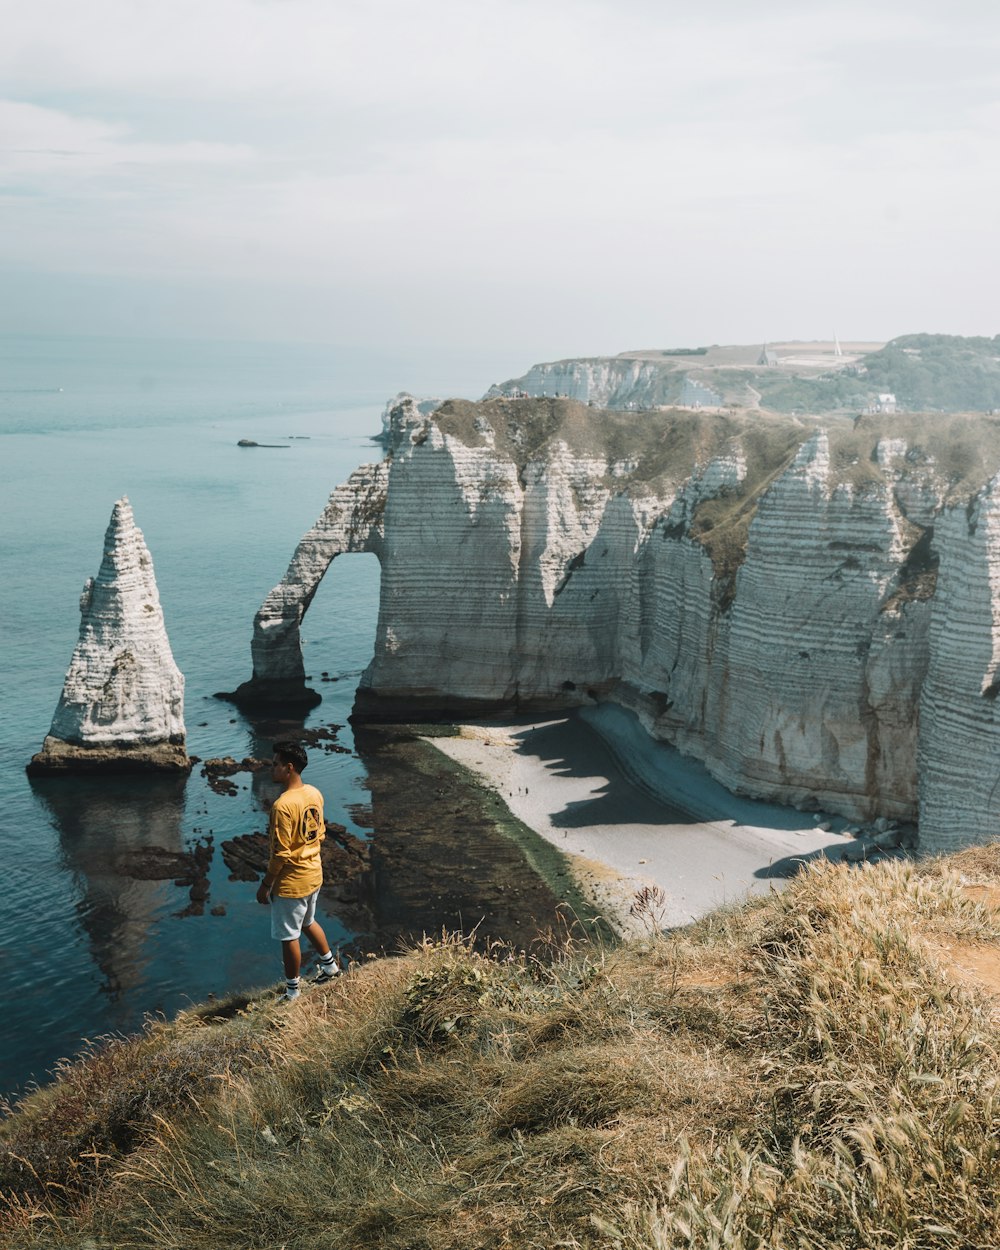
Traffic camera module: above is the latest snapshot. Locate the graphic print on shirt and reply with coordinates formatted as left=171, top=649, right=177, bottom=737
left=301, top=805, right=322, bottom=843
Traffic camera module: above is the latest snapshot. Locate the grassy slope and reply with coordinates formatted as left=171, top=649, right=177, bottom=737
left=3, top=848, right=1000, bottom=1249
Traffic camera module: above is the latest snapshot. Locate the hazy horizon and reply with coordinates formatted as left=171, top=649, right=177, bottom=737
left=4, top=1, right=999, bottom=361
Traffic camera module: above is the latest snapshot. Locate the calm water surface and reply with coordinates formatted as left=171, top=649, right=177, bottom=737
left=0, top=334, right=504, bottom=1099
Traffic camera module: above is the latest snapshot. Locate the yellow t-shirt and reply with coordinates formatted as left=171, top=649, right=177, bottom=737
left=266, top=783, right=325, bottom=898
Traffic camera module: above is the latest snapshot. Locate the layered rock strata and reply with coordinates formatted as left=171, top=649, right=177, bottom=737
left=29, top=498, right=189, bottom=774
left=240, top=399, right=1000, bottom=851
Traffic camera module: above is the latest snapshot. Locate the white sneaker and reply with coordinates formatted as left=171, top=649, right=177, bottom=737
left=314, top=960, right=340, bottom=983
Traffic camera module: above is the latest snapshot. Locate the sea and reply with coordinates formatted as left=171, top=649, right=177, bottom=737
left=0, top=333, right=515, bottom=1101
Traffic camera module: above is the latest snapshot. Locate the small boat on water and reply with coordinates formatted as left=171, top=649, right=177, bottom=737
left=237, top=439, right=289, bottom=448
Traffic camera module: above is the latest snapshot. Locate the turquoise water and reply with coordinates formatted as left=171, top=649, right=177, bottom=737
left=0, top=334, right=501, bottom=1100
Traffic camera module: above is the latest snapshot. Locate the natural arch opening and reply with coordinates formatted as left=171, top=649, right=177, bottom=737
left=299, top=550, right=382, bottom=700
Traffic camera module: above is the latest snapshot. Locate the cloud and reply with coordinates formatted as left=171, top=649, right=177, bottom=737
left=0, top=100, right=253, bottom=180
left=4, top=1, right=993, bottom=132
left=3, top=0, right=1000, bottom=347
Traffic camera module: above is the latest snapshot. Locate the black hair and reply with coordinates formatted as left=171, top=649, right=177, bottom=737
left=272, top=740, right=308, bottom=773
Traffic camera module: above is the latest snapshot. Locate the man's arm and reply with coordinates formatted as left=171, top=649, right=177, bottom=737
left=256, top=803, right=294, bottom=904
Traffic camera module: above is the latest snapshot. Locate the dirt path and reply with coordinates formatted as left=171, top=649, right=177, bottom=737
left=928, top=885, right=1000, bottom=1001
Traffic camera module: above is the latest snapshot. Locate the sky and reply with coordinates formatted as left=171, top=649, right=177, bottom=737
left=2, top=0, right=1000, bottom=365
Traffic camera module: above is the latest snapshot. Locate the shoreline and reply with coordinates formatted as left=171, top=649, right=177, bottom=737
left=423, top=706, right=854, bottom=935
left=348, top=724, right=617, bottom=951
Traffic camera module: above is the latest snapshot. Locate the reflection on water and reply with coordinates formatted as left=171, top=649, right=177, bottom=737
left=227, top=714, right=584, bottom=955
left=8, top=719, right=588, bottom=1102
left=30, top=720, right=587, bottom=984
left=32, top=775, right=189, bottom=999
left=243, top=712, right=308, bottom=808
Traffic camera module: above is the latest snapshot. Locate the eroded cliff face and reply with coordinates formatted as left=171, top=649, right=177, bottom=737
left=29, top=497, right=189, bottom=774
left=485, top=358, right=678, bottom=408
left=240, top=399, right=1000, bottom=850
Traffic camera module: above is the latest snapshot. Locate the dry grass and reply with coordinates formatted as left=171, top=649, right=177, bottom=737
left=3, top=848, right=1000, bottom=1248
left=0, top=991, right=267, bottom=1213
left=433, top=397, right=806, bottom=497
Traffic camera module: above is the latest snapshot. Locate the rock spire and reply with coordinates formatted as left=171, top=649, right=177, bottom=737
left=28, top=497, right=189, bottom=774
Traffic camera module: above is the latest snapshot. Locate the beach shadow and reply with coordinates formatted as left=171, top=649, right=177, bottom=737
left=508, top=712, right=840, bottom=837
left=753, top=842, right=854, bottom=879
left=508, top=718, right=704, bottom=830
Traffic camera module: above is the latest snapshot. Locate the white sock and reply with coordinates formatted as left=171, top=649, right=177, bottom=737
left=285, top=976, right=301, bottom=997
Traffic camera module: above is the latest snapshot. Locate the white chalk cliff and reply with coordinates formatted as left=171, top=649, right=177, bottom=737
left=485, top=358, right=680, bottom=408
left=29, top=498, right=189, bottom=774
left=238, top=399, right=1000, bottom=852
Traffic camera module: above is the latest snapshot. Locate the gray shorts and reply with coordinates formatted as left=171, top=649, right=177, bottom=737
left=270, top=888, right=320, bottom=942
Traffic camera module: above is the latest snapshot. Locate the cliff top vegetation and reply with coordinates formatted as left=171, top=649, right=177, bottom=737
left=425, top=400, right=1000, bottom=604
left=431, top=397, right=809, bottom=492
left=4, top=845, right=1000, bottom=1249
left=744, top=335, right=1000, bottom=414
left=431, top=399, right=1000, bottom=496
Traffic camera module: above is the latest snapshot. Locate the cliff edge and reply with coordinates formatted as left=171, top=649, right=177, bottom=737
left=3, top=849, right=1000, bottom=1248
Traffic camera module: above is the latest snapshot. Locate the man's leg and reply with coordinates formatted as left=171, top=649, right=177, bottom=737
left=302, top=920, right=330, bottom=956
left=303, top=919, right=340, bottom=980
left=282, top=938, right=302, bottom=979
left=272, top=897, right=308, bottom=1000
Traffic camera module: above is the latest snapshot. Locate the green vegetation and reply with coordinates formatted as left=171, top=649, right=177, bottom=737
left=861, top=334, right=1000, bottom=413
left=4, top=848, right=1000, bottom=1249
left=752, top=371, right=870, bottom=414
left=486, top=333, right=1000, bottom=417
left=745, top=334, right=1000, bottom=415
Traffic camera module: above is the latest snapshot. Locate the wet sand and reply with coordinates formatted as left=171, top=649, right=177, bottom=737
left=424, top=706, right=854, bottom=935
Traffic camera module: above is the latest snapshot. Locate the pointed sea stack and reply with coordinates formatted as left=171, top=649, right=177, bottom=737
left=28, top=497, right=190, bottom=775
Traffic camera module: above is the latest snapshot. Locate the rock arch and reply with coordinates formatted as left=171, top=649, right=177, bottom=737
left=229, top=460, right=388, bottom=708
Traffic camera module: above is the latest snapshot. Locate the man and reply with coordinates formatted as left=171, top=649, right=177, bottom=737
left=256, top=740, right=340, bottom=1000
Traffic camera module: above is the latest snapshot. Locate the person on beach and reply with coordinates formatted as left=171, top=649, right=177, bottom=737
left=255, top=740, right=340, bottom=1000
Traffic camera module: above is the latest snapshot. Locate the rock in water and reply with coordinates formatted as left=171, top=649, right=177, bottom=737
left=28, top=497, right=190, bottom=775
